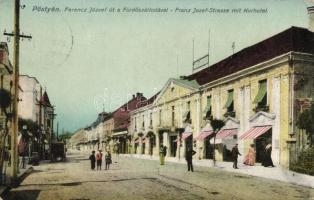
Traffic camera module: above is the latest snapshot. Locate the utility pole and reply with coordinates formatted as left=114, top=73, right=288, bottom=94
left=4, top=0, right=32, bottom=183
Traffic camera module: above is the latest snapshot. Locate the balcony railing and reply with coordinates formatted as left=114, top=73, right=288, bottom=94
left=224, top=111, right=236, bottom=118
left=253, top=105, right=269, bottom=113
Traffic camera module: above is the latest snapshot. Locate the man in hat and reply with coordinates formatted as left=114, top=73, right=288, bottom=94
left=89, top=150, right=96, bottom=170
left=231, top=144, right=241, bottom=169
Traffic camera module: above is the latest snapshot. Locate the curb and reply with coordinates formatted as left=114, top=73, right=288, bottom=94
left=0, top=166, right=33, bottom=197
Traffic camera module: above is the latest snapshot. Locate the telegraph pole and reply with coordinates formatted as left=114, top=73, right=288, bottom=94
left=4, top=0, right=32, bottom=183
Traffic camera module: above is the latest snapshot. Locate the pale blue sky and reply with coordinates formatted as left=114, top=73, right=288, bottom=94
left=0, top=0, right=310, bottom=132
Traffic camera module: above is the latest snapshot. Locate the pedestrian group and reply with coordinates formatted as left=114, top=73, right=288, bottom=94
left=89, top=149, right=112, bottom=171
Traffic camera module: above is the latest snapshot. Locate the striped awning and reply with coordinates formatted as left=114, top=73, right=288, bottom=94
left=195, top=131, right=213, bottom=140
left=181, top=132, right=192, bottom=140
left=240, top=126, right=272, bottom=139
left=216, top=129, right=237, bottom=139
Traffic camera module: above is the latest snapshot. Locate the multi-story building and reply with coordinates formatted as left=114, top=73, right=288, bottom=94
left=129, top=10, right=314, bottom=169
left=19, top=75, right=41, bottom=123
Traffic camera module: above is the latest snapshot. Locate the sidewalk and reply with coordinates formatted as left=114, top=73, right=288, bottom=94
left=0, top=165, right=33, bottom=196
left=121, top=154, right=314, bottom=189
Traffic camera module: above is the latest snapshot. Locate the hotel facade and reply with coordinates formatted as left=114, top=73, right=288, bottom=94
left=129, top=25, right=314, bottom=169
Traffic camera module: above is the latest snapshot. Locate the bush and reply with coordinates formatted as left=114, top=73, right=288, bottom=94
left=290, top=147, right=314, bottom=176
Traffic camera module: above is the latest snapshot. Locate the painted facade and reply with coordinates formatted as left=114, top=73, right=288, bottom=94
left=129, top=27, right=314, bottom=169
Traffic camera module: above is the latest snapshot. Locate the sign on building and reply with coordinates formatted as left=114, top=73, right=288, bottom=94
left=193, top=54, right=209, bottom=71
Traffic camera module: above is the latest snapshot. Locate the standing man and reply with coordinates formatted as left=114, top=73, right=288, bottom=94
left=159, top=145, right=165, bottom=165
left=89, top=150, right=96, bottom=170
left=231, top=144, right=241, bottom=169
left=96, top=150, right=103, bottom=170
left=105, top=151, right=112, bottom=170
left=185, top=146, right=196, bottom=172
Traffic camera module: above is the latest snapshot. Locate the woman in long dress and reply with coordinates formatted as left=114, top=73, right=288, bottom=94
left=243, top=144, right=256, bottom=166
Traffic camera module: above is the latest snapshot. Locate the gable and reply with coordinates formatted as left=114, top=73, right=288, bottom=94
left=249, top=111, right=276, bottom=127
left=155, top=78, right=199, bottom=105
left=223, top=117, right=240, bottom=129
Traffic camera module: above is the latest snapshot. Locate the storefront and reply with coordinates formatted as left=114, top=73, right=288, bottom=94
left=196, top=122, right=214, bottom=159
left=211, top=117, right=239, bottom=161
left=239, top=111, right=277, bottom=164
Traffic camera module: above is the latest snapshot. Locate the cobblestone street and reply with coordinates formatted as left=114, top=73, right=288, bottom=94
left=2, top=151, right=314, bottom=200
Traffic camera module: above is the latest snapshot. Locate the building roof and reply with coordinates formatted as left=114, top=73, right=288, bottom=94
left=186, top=26, right=314, bottom=86
left=112, top=93, right=146, bottom=131
left=137, top=91, right=160, bottom=108
left=40, top=91, right=52, bottom=107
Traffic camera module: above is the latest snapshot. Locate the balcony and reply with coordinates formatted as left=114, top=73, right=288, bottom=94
left=253, top=105, right=269, bottom=113
left=224, top=111, right=236, bottom=118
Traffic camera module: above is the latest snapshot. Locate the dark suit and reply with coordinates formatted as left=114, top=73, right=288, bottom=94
left=231, top=146, right=241, bottom=169
left=185, top=149, right=196, bottom=172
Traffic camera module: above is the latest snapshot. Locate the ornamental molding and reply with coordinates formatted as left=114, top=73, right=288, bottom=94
left=249, top=111, right=276, bottom=127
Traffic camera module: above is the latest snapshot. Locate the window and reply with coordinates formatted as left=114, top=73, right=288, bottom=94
left=224, top=89, right=234, bottom=112
left=171, top=106, right=175, bottom=126
left=184, top=101, right=191, bottom=123
left=204, top=96, right=212, bottom=119
left=159, top=109, right=162, bottom=125
left=142, top=115, right=145, bottom=128
left=150, top=113, right=153, bottom=127
left=134, top=117, right=137, bottom=130
left=254, top=79, right=267, bottom=108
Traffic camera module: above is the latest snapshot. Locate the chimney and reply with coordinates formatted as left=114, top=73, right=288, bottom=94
left=308, top=6, right=314, bottom=32
left=136, top=92, right=142, bottom=97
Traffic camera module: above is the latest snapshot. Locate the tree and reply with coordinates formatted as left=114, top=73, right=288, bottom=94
left=59, top=131, right=73, bottom=142
left=210, top=118, right=225, bottom=166
left=296, top=103, right=314, bottom=147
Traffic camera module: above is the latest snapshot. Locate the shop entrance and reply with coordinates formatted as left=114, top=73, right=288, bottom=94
left=141, top=142, right=145, bottom=154
left=170, top=135, right=177, bottom=157
left=255, top=129, right=272, bottom=163
left=204, top=139, right=213, bottom=159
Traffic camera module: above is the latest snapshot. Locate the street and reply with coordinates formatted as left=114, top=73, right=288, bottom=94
left=2, top=151, right=314, bottom=200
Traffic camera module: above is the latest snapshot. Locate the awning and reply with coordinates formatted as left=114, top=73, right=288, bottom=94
left=216, top=129, right=237, bottom=139
left=224, top=90, right=234, bottom=108
left=253, top=80, right=267, bottom=103
left=142, top=138, right=149, bottom=143
left=195, top=131, right=213, bottom=140
left=181, top=132, right=192, bottom=140
left=134, top=138, right=140, bottom=143
left=240, top=126, right=272, bottom=139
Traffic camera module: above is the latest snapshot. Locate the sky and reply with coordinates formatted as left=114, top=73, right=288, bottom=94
left=0, top=0, right=311, bottom=133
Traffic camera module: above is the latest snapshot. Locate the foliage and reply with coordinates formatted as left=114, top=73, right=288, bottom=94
left=18, top=118, right=40, bottom=138
left=296, top=103, right=314, bottom=146
left=210, top=118, right=225, bottom=165
left=210, top=119, right=225, bottom=132
left=0, top=89, right=11, bottom=109
left=290, top=147, right=314, bottom=176
left=59, top=131, right=73, bottom=141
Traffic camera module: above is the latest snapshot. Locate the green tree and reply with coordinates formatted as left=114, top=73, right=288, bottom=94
left=59, top=131, right=73, bottom=141
left=210, top=118, right=225, bottom=166
left=296, top=103, right=314, bottom=147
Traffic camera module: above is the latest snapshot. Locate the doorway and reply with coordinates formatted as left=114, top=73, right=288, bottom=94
left=204, top=139, right=213, bottom=159
left=170, top=135, right=177, bottom=157
left=255, top=129, right=272, bottom=163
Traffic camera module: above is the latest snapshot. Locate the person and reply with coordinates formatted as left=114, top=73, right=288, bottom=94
left=105, top=151, right=112, bottom=170
left=243, top=144, right=256, bottom=166
left=159, top=145, right=165, bottom=165
left=231, top=144, right=241, bottom=169
left=89, top=150, right=96, bottom=170
left=96, top=150, right=103, bottom=170
left=185, top=146, right=196, bottom=172
left=263, top=143, right=275, bottom=167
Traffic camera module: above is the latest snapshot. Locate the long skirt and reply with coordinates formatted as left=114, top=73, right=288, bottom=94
left=160, top=154, right=165, bottom=165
